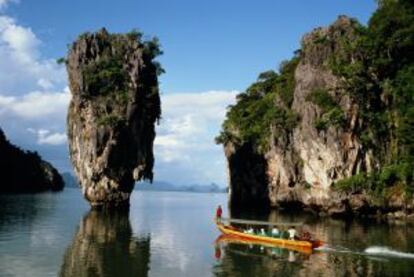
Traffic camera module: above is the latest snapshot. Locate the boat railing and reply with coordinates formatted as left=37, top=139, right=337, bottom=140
left=220, top=217, right=303, bottom=227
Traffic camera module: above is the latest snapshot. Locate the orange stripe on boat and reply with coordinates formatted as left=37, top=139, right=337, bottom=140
left=216, top=222, right=322, bottom=254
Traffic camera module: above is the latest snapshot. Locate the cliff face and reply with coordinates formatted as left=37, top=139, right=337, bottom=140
left=0, top=128, right=64, bottom=193
left=265, top=17, right=374, bottom=212
left=66, top=29, right=161, bottom=207
left=220, top=13, right=414, bottom=217
left=225, top=142, right=270, bottom=208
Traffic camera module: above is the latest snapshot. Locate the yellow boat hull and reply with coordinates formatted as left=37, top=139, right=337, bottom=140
left=216, top=222, right=320, bottom=254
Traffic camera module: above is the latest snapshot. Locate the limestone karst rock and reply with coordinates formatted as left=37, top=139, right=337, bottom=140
left=218, top=15, right=414, bottom=217
left=66, top=29, right=162, bottom=207
left=222, top=17, right=367, bottom=213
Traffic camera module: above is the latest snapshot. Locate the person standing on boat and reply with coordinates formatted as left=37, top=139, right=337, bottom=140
left=216, top=205, right=223, bottom=223
left=288, top=226, right=297, bottom=240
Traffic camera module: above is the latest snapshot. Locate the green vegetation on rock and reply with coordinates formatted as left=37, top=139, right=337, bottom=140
left=74, top=29, right=164, bottom=127
left=0, top=128, right=64, bottom=193
left=306, top=88, right=345, bottom=130
left=329, top=0, right=414, bottom=192
left=97, top=115, right=125, bottom=127
left=216, top=57, right=300, bottom=152
left=65, top=28, right=163, bottom=205
left=334, top=162, right=413, bottom=199
left=83, top=56, right=128, bottom=96
left=218, top=0, right=414, bottom=201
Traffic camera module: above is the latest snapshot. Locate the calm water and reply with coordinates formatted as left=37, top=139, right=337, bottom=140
left=1, top=189, right=414, bottom=277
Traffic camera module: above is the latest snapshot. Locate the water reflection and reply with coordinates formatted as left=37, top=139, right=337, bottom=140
left=213, top=240, right=304, bottom=276
left=60, top=209, right=150, bottom=277
left=0, top=193, right=58, bottom=230
left=213, top=207, right=414, bottom=276
left=2, top=191, right=414, bottom=276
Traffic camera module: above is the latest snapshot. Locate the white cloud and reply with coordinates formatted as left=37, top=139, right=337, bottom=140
left=36, top=129, right=67, bottom=145
left=0, top=9, right=237, bottom=185
left=0, top=15, right=66, bottom=95
left=155, top=90, right=237, bottom=160
left=37, top=78, right=54, bottom=90
left=0, top=11, right=69, bottom=171
left=0, top=94, right=13, bottom=106
left=27, top=128, right=67, bottom=145
left=0, top=14, right=69, bottom=131
left=0, top=16, right=39, bottom=61
left=161, top=90, right=238, bottom=120
left=0, top=89, right=70, bottom=119
left=154, top=90, right=238, bottom=185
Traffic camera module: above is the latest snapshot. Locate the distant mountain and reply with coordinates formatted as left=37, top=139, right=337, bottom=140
left=61, top=174, right=227, bottom=193
left=62, top=172, right=79, bottom=188
left=182, top=183, right=227, bottom=193
left=135, top=180, right=176, bottom=191
left=136, top=181, right=227, bottom=193
left=0, top=128, right=64, bottom=193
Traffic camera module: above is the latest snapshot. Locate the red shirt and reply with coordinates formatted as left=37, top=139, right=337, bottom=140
left=216, top=206, right=222, bottom=218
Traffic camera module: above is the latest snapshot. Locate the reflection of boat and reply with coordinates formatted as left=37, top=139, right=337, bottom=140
left=215, top=234, right=313, bottom=255
left=216, top=219, right=323, bottom=254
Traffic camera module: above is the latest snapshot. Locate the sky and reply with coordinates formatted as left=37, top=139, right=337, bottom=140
left=0, top=0, right=377, bottom=186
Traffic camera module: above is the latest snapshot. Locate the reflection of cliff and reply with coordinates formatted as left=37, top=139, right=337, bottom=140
left=60, top=210, right=150, bottom=277
left=0, top=194, right=58, bottom=234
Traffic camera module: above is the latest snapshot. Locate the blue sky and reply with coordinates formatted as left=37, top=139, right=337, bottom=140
left=7, top=0, right=377, bottom=92
left=0, top=0, right=377, bottom=186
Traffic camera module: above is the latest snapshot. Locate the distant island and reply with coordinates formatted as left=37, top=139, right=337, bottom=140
left=0, top=128, right=64, bottom=193
left=62, top=172, right=79, bottom=189
left=136, top=181, right=227, bottom=193
left=62, top=172, right=226, bottom=193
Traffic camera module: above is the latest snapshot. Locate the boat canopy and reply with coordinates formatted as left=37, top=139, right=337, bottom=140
left=221, top=217, right=303, bottom=227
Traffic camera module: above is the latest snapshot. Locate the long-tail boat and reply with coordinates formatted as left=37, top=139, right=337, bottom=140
left=215, top=217, right=323, bottom=253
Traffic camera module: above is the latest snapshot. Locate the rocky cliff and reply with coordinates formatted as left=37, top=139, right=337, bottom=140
left=0, top=128, right=64, bottom=193
left=66, top=29, right=162, bottom=207
left=218, top=1, right=414, bottom=218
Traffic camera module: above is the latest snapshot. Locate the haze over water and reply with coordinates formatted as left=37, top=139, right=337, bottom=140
left=1, top=189, right=414, bottom=277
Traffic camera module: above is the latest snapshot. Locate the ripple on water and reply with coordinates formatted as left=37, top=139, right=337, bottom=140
left=1, top=190, right=414, bottom=276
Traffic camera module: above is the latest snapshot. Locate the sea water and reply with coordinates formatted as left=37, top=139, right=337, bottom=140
left=1, top=188, right=414, bottom=276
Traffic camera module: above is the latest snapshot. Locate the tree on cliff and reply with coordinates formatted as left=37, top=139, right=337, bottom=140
left=0, top=128, right=64, bottom=193
left=65, top=28, right=163, bottom=207
left=217, top=0, right=414, bottom=213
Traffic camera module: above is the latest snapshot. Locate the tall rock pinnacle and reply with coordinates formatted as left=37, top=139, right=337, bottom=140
left=66, top=28, right=162, bottom=208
